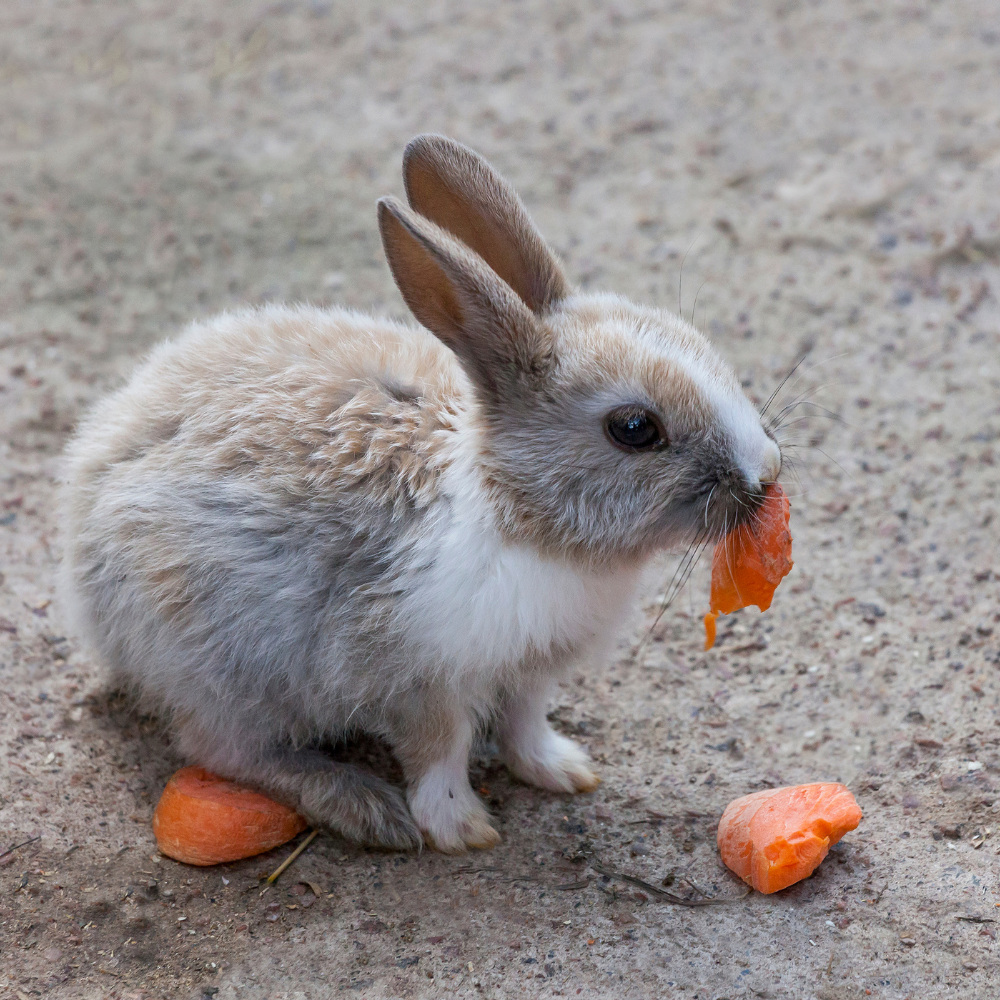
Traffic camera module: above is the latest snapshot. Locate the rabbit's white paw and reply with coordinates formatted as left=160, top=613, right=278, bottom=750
left=504, top=727, right=600, bottom=794
left=408, top=760, right=501, bottom=854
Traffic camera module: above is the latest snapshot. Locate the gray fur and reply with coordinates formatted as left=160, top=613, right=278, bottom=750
left=60, top=137, right=781, bottom=852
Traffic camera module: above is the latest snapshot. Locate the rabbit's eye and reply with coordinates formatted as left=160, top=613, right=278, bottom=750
left=604, top=406, right=667, bottom=452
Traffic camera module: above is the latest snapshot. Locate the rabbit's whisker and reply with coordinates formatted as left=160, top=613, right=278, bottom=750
left=759, top=352, right=809, bottom=420
left=760, top=351, right=852, bottom=420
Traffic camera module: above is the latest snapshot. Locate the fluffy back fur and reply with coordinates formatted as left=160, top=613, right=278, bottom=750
left=59, top=136, right=781, bottom=853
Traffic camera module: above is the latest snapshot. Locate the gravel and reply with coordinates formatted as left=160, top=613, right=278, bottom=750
left=2, top=2, right=999, bottom=997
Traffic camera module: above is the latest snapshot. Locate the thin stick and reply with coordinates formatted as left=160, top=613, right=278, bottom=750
left=589, top=862, right=747, bottom=907
left=0, top=836, right=40, bottom=861
left=266, top=829, right=318, bottom=884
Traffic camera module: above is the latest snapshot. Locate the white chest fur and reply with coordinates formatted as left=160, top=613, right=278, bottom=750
left=395, top=469, right=642, bottom=679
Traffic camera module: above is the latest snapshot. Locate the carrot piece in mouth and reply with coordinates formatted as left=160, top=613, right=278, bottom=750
left=152, top=766, right=307, bottom=866
left=704, top=481, right=793, bottom=649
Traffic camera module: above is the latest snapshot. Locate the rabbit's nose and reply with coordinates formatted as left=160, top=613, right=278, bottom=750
left=759, top=439, right=781, bottom=484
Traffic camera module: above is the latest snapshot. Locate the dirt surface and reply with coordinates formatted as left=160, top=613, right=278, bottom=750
left=2, top=2, right=1000, bottom=998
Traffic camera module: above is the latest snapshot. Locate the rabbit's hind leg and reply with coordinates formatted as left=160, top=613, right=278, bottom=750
left=261, top=749, right=423, bottom=851
left=177, top=722, right=422, bottom=850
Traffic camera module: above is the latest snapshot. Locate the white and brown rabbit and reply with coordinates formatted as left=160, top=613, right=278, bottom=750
left=60, top=136, right=781, bottom=853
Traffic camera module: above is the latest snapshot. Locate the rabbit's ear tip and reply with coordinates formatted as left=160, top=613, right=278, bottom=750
left=404, top=134, right=466, bottom=163
left=403, top=133, right=434, bottom=156
left=376, top=195, right=410, bottom=225
left=406, top=132, right=457, bottom=149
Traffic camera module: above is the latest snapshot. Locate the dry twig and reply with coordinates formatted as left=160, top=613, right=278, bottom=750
left=0, top=836, right=40, bottom=861
left=590, top=862, right=745, bottom=907
left=266, top=829, right=318, bottom=884
left=451, top=858, right=747, bottom=908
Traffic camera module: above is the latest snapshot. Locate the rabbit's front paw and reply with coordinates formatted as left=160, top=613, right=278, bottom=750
left=421, top=803, right=502, bottom=854
left=408, top=768, right=501, bottom=854
left=504, top=728, right=600, bottom=795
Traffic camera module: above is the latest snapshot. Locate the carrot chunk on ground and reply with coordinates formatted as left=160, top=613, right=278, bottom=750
left=717, top=783, right=862, bottom=894
left=704, top=482, right=793, bottom=649
left=152, top=766, right=307, bottom=866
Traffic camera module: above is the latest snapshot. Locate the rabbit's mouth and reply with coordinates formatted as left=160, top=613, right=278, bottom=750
left=669, top=470, right=771, bottom=546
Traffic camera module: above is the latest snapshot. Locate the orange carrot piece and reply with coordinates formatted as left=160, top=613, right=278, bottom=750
left=704, top=482, right=793, bottom=649
left=703, top=611, right=717, bottom=650
left=717, top=783, right=862, bottom=894
left=152, top=766, right=307, bottom=866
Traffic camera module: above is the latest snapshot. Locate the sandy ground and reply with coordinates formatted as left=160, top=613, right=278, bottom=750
left=2, top=1, right=1000, bottom=997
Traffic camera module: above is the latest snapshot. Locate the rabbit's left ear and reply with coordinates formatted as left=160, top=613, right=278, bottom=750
left=402, top=134, right=568, bottom=316
left=378, top=195, right=552, bottom=398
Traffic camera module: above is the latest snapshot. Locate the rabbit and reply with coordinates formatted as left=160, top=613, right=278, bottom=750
left=59, top=135, right=781, bottom=853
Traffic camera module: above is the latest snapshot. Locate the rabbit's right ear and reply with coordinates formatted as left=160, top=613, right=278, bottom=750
left=402, top=135, right=567, bottom=316
left=378, top=196, right=551, bottom=397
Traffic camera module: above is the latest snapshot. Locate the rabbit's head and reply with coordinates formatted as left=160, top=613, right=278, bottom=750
left=379, top=135, right=781, bottom=564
